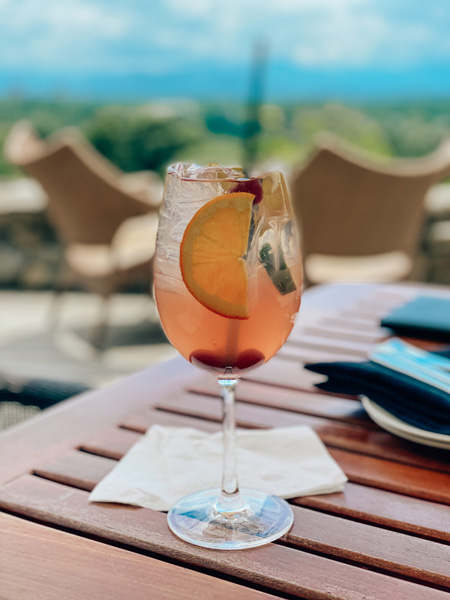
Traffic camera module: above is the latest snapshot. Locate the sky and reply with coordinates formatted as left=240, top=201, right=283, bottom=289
left=1, top=0, right=450, bottom=101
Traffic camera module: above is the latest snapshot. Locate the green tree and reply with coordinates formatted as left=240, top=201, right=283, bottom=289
left=85, top=106, right=204, bottom=174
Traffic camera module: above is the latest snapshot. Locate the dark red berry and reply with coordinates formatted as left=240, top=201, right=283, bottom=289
left=190, top=349, right=265, bottom=374
left=230, top=178, right=263, bottom=204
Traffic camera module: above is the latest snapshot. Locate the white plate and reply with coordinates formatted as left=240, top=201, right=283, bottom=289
left=361, top=397, right=450, bottom=450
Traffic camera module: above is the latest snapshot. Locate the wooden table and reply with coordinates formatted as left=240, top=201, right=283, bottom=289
left=1, top=282, right=450, bottom=599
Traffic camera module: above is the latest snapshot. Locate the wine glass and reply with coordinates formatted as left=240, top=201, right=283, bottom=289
left=154, top=163, right=302, bottom=550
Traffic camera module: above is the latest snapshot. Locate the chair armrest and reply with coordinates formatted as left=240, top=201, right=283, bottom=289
left=4, top=120, right=46, bottom=166
left=120, top=171, right=163, bottom=207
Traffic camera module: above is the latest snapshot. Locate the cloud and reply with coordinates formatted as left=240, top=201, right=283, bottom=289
left=154, top=0, right=450, bottom=69
left=0, top=0, right=130, bottom=70
left=0, top=0, right=127, bottom=36
left=166, top=0, right=368, bottom=17
left=0, top=0, right=449, bottom=76
left=290, top=7, right=445, bottom=68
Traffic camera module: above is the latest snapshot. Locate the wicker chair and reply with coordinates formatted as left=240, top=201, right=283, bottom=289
left=290, top=133, right=450, bottom=288
left=4, top=120, right=162, bottom=342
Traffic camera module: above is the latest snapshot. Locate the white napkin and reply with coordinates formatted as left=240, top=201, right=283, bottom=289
left=89, top=425, right=347, bottom=511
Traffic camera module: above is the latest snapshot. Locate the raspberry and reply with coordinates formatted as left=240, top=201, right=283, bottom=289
left=230, top=178, right=263, bottom=204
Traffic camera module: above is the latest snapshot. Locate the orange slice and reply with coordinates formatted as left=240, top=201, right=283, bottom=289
left=180, top=192, right=254, bottom=319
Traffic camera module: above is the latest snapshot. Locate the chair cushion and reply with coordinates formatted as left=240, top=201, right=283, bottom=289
left=305, top=251, right=412, bottom=285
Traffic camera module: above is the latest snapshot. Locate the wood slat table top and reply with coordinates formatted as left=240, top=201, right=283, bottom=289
left=1, top=511, right=277, bottom=600
left=1, top=282, right=450, bottom=599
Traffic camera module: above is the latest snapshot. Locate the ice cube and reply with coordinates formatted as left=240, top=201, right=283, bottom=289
left=168, top=162, right=244, bottom=181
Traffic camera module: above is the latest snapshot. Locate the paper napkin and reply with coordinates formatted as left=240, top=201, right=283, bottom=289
left=89, top=425, right=347, bottom=511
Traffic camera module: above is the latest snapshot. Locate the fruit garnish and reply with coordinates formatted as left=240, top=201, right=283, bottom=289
left=190, top=349, right=265, bottom=372
left=259, top=242, right=296, bottom=295
left=180, top=192, right=254, bottom=319
left=260, top=172, right=289, bottom=216
left=230, top=178, right=263, bottom=204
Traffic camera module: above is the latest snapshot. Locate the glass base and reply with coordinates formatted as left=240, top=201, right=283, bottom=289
left=167, top=488, right=294, bottom=550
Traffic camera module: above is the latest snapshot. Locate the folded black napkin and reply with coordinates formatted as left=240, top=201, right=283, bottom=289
left=381, top=296, right=450, bottom=342
left=305, top=359, right=450, bottom=435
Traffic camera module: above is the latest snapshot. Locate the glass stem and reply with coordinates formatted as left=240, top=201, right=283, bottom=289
left=216, top=378, right=246, bottom=514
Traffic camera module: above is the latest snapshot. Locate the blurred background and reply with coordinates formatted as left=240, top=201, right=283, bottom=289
left=2, top=0, right=450, bottom=425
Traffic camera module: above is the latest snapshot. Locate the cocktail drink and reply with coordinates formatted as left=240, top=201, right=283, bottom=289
left=154, top=163, right=302, bottom=549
